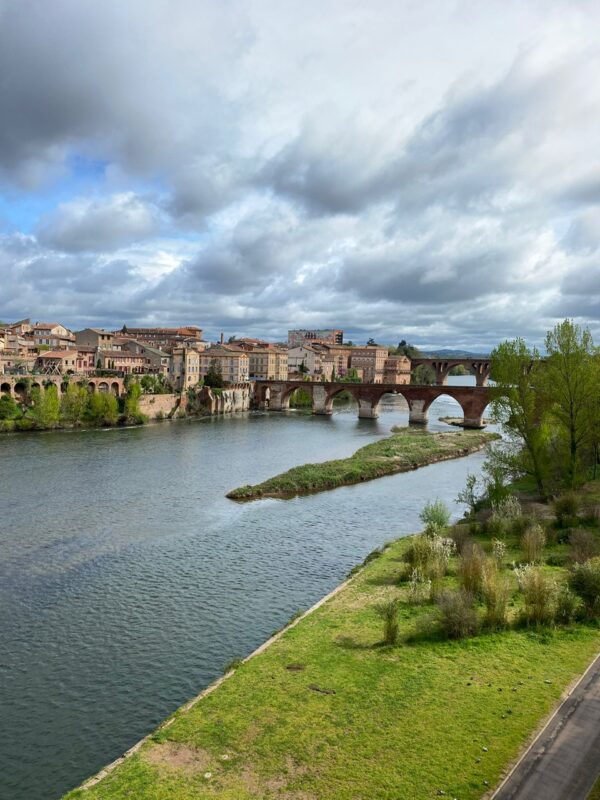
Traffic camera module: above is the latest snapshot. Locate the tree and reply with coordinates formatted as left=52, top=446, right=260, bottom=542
left=298, top=359, right=309, bottom=375
left=338, top=368, right=361, bottom=383
left=490, top=338, right=549, bottom=496
left=60, top=383, right=89, bottom=426
left=124, top=381, right=146, bottom=424
left=227, top=335, right=237, bottom=344
left=86, top=392, right=119, bottom=426
left=204, top=358, right=224, bottom=388
left=0, top=394, right=20, bottom=420
left=366, top=337, right=377, bottom=346
left=541, top=320, right=600, bottom=487
left=28, top=385, right=60, bottom=429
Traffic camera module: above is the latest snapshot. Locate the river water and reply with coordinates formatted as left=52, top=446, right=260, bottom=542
left=0, top=381, right=493, bottom=800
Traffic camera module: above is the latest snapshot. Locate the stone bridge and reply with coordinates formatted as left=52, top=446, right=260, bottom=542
left=0, top=374, right=126, bottom=399
left=411, top=358, right=491, bottom=386
left=253, top=380, right=491, bottom=427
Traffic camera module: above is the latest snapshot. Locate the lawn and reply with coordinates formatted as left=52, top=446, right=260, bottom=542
left=65, top=483, right=600, bottom=800
left=227, top=427, right=497, bottom=499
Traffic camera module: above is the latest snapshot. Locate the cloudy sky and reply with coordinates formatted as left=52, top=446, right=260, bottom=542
left=0, top=0, right=599, bottom=348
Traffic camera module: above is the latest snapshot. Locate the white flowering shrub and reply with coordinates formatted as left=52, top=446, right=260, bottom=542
left=407, top=569, right=432, bottom=605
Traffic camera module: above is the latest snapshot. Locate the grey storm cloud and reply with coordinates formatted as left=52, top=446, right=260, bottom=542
left=1, top=0, right=600, bottom=346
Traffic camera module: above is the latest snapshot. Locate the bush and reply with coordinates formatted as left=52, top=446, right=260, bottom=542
left=375, top=599, right=401, bottom=645
left=458, top=542, right=487, bottom=597
left=515, top=566, right=556, bottom=626
left=554, top=493, right=580, bottom=528
left=436, top=590, right=478, bottom=639
left=491, top=538, right=507, bottom=565
left=569, top=529, right=599, bottom=565
left=568, top=557, right=600, bottom=618
left=521, top=523, right=546, bottom=564
left=481, top=565, right=510, bottom=630
left=405, top=534, right=454, bottom=581
left=450, top=525, right=472, bottom=556
left=488, top=495, right=522, bottom=538
left=555, top=586, right=578, bottom=625
left=406, top=569, right=432, bottom=605
left=419, top=499, right=451, bottom=535
left=0, top=394, right=20, bottom=420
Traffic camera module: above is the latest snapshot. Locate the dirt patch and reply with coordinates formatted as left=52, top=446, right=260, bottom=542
left=143, top=741, right=213, bottom=775
left=239, top=758, right=315, bottom=800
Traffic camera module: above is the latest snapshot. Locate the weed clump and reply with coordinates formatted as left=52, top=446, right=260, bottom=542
left=436, top=589, right=479, bottom=639
left=375, top=599, right=401, bottom=645
left=568, top=557, right=600, bottom=618
left=521, top=523, right=546, bottom=564
left=515, top=566, right=556, bottom=626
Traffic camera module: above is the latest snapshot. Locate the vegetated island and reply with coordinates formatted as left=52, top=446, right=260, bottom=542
left=226, top=427, right=498, bottom=500
left=63, top=480, right=600, bottom=800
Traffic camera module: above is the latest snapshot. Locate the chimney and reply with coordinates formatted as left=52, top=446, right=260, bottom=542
left=220, top=332, right=224, bottom=344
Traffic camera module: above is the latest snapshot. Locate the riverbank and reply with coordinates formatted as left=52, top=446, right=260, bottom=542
left=63, top=480, right=600, bottom=799
left=227, top=427, right=498, bottom=500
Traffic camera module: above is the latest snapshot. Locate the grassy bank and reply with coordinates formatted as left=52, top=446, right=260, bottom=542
left=227, top=428, right=498, bottom=500
left=64, top=482, right=600, bottom=800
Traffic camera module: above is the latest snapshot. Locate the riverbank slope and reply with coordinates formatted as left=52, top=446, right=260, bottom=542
left=64, top=481, right=600, bottom=800
left=227, top=427, right=498, bottom=500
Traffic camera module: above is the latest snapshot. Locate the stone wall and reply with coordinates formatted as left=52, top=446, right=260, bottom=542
left=198, top=385, right=251, bottom=415
left=139, top=393, right=181, bottom=419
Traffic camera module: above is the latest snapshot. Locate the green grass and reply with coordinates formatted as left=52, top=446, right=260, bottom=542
left=227, top=428, right=498, bottom=500
left=64, top=483, right=600, bottom=800
left=588, top=776, right=600, bottom=799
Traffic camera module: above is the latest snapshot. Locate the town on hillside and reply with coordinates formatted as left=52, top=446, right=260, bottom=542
left=0, top=322, right=418, bottom=388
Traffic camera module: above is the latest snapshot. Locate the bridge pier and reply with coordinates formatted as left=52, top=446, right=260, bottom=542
left=408, top=399, right=429, bottom=425
left=358, top=398, right=378, bottom=419
left=312, top=385, right=332, bottom=415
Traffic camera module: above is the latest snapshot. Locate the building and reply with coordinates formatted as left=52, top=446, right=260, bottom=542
left=36, top=350, right=79, bottom=373
left=349, top=346, right=389, bottom=383
left=248, top=348, right=288, bottom=381
left=75, top=348, right=97, bottom=374
left=29, top=323, right=75, bottom=349
left=287, top=345, right=328, bottom=379
left=123, top=340, right=170, bottom=374
left=288, top=329, right=343, bottom=348
left=169, top=346, right=201, bottom=390
left=383, top=355, right=411, bottom=384
left=98, top=349, right=148, bottom=374
left=75, top=328, right=116, bottom=351
left=199, top=347, right=249, bottom=384
left=116, top=326, right=204, bottom=349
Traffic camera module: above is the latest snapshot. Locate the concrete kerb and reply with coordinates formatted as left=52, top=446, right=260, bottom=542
left=77, top=560, right=367, bottom=791
left=487, top=648, right=600, bottom=799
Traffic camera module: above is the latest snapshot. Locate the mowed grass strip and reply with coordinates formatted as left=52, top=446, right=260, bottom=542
left=64, top=515, right=600, bottom=800
left=227, top=428, right=498, bottom=500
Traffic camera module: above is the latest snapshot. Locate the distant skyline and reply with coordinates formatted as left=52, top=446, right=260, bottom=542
left=1, top=1, right=599, bottom=349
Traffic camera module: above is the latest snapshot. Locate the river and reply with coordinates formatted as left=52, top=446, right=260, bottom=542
left=0, top=380, right=494, bottom=800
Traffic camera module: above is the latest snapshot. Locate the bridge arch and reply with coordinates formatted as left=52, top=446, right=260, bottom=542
left=324, top=384, right=360, bottom=414
left=418, top=390, right=488, bottom=428
left=1, top=381, right=12, bottom=396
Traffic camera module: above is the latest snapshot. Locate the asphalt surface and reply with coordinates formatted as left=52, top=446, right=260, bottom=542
left=493, top=652, right=600, bottom=799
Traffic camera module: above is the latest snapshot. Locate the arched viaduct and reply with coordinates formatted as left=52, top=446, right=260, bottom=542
left=253, top=380, right=491, bottom=428
left=0, top=375, right=126, bottom=400
left=410, top=358, right=491, bottom=386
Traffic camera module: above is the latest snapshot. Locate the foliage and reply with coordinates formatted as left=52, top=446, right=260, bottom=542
left=521, top=523, right=546, bottom=565
left=60, top=384, right=89, bottom=426
left=374, top=599, right=401, bottom=645
left=405, top=533, right=454, bottom=581
left=492, top=538, right=507, bottom=564
left=488, top=495, right=522, bottom=538
left=436, top=589, right=478, bottom=639
left=515, top=566, right=556, bottom=626
left=481, top=565, right=511, bottom=630
left=140, top=374, right=171, bottom=394
left=124, top=381, right=147, bottom=424
left=419, top=499, right=451, bottom=535
left=456, top=473, right=481, bottom=518
left=406, top=569, right=431, bottom=605
left=0, top=393, right=20, bottom=420
left=568, top=557, right=600, bottom=617
left=569, top=529, right=599, bottom=565
left=86, top=392, right=119, bottom=426
left=27, top=384, right=60, bottom=428
left=337, top=368, right=362, bottom=383
left=553, top=492, right=580, bottom=528
left=555, top=586, right=578, bottom=625
left=204, top=358, right=225, bottom=388
left=458, top=542, right=487, bottom=597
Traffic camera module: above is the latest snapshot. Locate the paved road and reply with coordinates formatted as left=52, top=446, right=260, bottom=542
left=493, top=653, right=600, bottom=799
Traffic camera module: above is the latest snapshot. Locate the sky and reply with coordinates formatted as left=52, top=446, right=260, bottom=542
left=0, top=0, right=599, bottom=348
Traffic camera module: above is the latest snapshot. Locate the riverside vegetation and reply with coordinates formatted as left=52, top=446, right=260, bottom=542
left=227, top=428, right=497, bottom=500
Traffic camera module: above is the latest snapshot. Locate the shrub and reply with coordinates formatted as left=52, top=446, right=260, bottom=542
left=458, top=542, right=487, bottom=597
left=481, top=564, right=510, bottom=630
left=491, top=538, right=507, bottom=565
left=555, top=586, right=578, bottom=625
left=568, top=557, right=600, bottom=618
left=488, top=495, right=522, bottom=538
left=419, top=499, right=451, bottom=535
left=375, top=599, right=401, bottom=645
left=521, top=523, right=546, bottom=564
left=569, top=529, right=599, bottom=564
left=515, top=566, right=556, bottom=626
left=436, top=589, right=478, bottom=639
left=406, top=569, right=431, bottom=605
left=405, top=534, right=454, bottom=581
left=450, top=525, right=472, bottom=556
left=0, top=394, right=20, bottom=420
left=456, top=473, right=480, bottom=518
left=554, top=492, right=580, bottom=528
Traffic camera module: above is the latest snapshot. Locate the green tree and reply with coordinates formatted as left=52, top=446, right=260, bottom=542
left=0, top=394, right=20, bottom=420
left=124, top=381, right=146, bottom=424
left=541, top=320, right=600, bottom=487
left=490, top=338, right=549, bottom=496
left=29, top=385, right=60, bottom=429
left=60, top=383, right=89, bottom=426
left=298, top=359, right=309, bottom=375
left=86, top=392, right=119, bottom=426
left=204, top=358, right=224, bottom=388
left=366, top=337, right=378, bottom=346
